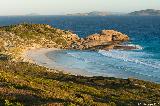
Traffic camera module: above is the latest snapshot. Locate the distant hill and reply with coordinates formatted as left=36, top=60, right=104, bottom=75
left=67, top=11, right=123, bottom=16
left=128, top=9, right=160, bottom=16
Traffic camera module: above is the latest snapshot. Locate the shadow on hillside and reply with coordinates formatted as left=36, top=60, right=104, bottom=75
left=0, top=93, right=66, bottom=106
left=14, top=94, right=65, bottom=105
left=78, top=90, right=142, bottom=105
left=0, top=81, right=67, bottom=105
left=0, top=82, right=40, bottom=93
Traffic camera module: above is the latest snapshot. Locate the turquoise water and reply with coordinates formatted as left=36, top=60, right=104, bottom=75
left=47, top=49, right=160, bottom=83
left=0, top=16, right=160, bottom=83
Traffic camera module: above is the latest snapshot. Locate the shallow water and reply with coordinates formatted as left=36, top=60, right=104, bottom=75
left=47, top=49, right=160, bottom=83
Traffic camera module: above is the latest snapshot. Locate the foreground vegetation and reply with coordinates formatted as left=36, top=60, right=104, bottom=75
left=0, top=59, right=160, bottom=106
left=0, top=24, right=160, bottom=106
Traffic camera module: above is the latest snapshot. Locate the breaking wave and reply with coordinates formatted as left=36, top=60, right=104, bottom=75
left=98, top=50, right=160, bottom=69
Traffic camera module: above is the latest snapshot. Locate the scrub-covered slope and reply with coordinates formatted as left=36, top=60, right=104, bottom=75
left=0, top=61, right=160, bottom=106
left=0, top=23, right=79, bottom=60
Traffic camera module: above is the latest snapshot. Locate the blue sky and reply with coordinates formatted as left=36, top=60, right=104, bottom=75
left=0, top=0, right=160, bottom=15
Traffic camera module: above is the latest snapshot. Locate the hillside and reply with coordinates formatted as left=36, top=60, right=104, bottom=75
left=0, top=23, right=79, bottom=60
left=129, top=9, right=160, bottom=16
left=0, top=24, right=160, bottom=105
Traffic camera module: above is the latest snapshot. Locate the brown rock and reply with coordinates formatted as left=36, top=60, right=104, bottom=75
left=68, top=30, right=130, bottom=51
left=75, top=30, right=129, bottom=50
left=86, top=30, right=129, bottom=42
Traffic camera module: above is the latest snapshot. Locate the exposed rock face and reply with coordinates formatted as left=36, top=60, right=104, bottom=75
left=86, top=30, right=129, bottom=42
left=70, top=30, right=129, bottom=50
left=63, top=33, right=80, bottom=46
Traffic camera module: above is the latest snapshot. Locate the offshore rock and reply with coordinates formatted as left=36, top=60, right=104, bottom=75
left=70, top=30, right=129, bottom=50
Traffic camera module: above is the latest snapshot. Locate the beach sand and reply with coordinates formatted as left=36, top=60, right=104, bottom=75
left=23, top=48, right=94, bottom=76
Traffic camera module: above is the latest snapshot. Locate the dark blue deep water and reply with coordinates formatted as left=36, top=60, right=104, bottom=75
left=1, top=16, right=160, bottom=83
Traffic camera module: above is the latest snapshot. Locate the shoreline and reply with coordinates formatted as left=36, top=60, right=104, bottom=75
left=22, top=47, right=160, bottom=84
left=23, top=48, right=60, bottom=64
left=23, top=48, right=96, bottom=76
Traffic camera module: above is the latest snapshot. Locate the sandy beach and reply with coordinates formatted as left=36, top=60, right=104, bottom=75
left=23, top=48, right=94, bottom=76
left=23, top=48, right=63, bottom=70
left=23, top=48, right=60, bottom=63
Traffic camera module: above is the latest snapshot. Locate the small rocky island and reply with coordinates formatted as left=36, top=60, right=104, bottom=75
left=0, top=24, right=160, bottom=106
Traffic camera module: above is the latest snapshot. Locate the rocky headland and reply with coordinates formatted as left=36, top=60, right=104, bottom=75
left=0, top=23, right=135, bottom=61
left=0, top=24, right=79, bottom=61
left=0, top=24, right=160, bottom=106
left=128, top=9, right=160, bottom=16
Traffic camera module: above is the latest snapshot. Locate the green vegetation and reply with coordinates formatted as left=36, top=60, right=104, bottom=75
left=0, top=24, right=160, bottom=105
left=0, top=60, right=160, bottom=106
left=1, top=23, right=71, bottom=42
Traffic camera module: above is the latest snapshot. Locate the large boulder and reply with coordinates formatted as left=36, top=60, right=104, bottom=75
left=69, top=30, right=130, bottom=50
left=86, top=30, right=129, bottom=42
left=74, top=30, right=129, bottom=50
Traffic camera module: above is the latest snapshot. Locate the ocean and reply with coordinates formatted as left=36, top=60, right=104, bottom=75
left=0, top=16, right=160, bottom=83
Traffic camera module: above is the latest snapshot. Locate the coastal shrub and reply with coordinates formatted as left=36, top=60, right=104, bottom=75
left=64, top=102, right=76, bottom=106
left=0, top=54, right=10, bottom=61
left=5, top=100, right=23, bottom=106
left=109, top=102, right=116, bottom=106
left=55, top=37, right=67, bottom=46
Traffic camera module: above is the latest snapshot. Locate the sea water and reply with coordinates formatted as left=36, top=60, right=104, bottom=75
left=0, top=16, right=160, bottom=83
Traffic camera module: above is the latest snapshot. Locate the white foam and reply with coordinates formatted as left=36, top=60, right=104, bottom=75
left=67, top=52, right=90, bottom=62
left=125, top=44, right=143, bottom=50
left=98, top=50, right=160, bottom=69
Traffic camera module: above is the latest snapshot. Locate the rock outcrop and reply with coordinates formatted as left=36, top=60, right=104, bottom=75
left=70, top=30, right=129, bottom=50
left=86, top=30, right=129, bottom=42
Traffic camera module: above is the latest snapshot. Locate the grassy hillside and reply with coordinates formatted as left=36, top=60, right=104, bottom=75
left=0, top=23, right=71, bottom=47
